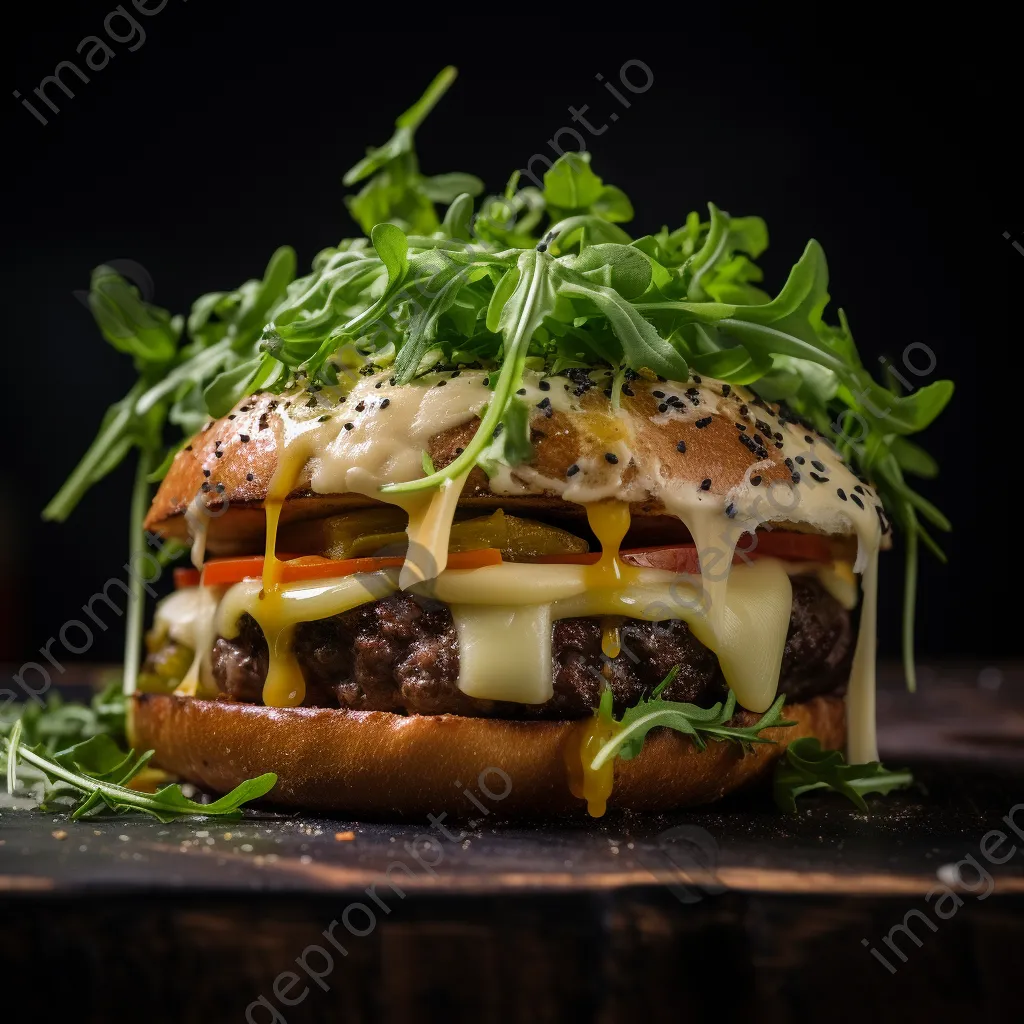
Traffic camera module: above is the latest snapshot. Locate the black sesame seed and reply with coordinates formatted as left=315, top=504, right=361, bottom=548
left=700, top=478, right=712, bottom=491
left=795, top=456, right=806, bottom=465
left=437, top=379, right=447, bottom=387
left=239, top=434, right=250, bottom=443
left=695, top=416, right=713, bottom=428
left=736, top=423, right=747, bottom=431
left=755, top=418, right=772, bottom=435
left=725, top=502, right=736, bottom=518
left=355, top=401, right=366, bottom=412
left=750, top=475, right=762, bottom=486
left=676, top=440, right=687, bottom=454
left=739, top=404, right=749, bottom=417
left=876, top=505, right=890, bottom=533
left=515, top=388, right=526, bottom=395
left=652, top=390, right=666, bottom=399
left=483, top=377, right=490, bottom=386
left=566, top=463, right=580, bottom=477
left=450, top=370, right=461, bottom=378
left=805, top=435, right=814, bottom=444
left=227, top=413, right=236, bottom=420
left=492, top=423, right=504, bottom=437
left=753, top=434, right=763, bottom=445
left=215, top=482, right=225, bottom=493
left=454, top=447, right=464, bottom=455
left=658, top=403, right=669, bottom=413
left=202, top=469, right=211, bottom=478
left=721, top=384, right=731, bottom=397
left=851, top=493, right=865, bottom=509
left=774, top=432, right=783, bottom=441
left=246, top=473, right=254, bottom=482
left=306, top=396, right=318, bottom=408
left=810, top=472, right=829, bottom=483
left=184, top=445, right=193, bottom=452
left=318, top=414, right=331, bottom=422
left=214, top=450, right=223, bottom=458
left=343, top=422, right=354, bottom=431
left=791, top=471, right=801, bottom=483
left=668, top=395, right=683, bottom=407
left=692, top=375, right=702, bottom=384
left=604, top=452, right=619, bottom=464
left=380, top=398, right=390, bottom=409
left=784, top=458, right=794, bottom=470
left=837, top=488, right=847, bottom=500
left=539, top=379, right=550, bottom=391
left=774, top=441, right=784, bottom=449
left=854, top=484, right=865, bottom=495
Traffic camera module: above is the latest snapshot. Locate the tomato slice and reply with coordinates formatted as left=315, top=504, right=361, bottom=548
left=193, top=548, right=503, bottom=588
left=174, top=531, right=833, bottom=589
left=530, top=531, right=832, bottom=572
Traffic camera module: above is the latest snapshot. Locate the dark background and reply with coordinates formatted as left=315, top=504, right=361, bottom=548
left=2, top=6, right=1020, bottom=667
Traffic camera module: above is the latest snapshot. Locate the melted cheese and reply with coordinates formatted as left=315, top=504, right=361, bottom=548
left=453, top=603, right=553, bottom=703
left=153, top=586, right=223, bottom=697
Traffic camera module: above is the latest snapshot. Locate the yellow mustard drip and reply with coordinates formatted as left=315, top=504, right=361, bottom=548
left=566, top=712, right=618, bottom=818
left=600, top=617, right=623, bottom=659
left=571, top=501, right=637, bottom=816
left=256, top=442, right=310, bottom=709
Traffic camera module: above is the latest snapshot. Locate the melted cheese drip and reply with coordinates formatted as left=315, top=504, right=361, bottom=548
left=846, top=547, right=879, bottom=762
left=155, top=585, right=222, bottom=697
left=258, top=436, right=314, bottom=707
left=600, top=619, right=623, bottom=659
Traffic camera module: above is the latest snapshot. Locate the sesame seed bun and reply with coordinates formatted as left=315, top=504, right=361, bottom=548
left=144, top=369, right=889, bottom=555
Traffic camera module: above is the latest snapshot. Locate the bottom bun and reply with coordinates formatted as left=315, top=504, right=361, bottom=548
left=130, top=693, right=845, bottom=817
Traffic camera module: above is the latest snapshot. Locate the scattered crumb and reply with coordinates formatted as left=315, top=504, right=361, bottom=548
left=335, top=831, right=355, bottom=842
left=52, top=830, right=68, bottom=841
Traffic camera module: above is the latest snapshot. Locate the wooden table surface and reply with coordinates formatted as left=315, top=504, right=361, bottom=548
left=1, top=662, right=1021, bottom=1023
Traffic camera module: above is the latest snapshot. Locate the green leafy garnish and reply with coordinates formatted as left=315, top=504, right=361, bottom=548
left=589, top=667, right=794, bottom=771
left=46, top=67, right=953, bottom=689
left=772, top=737, right=914, bottom=813
left=1, top=681, right=276, bottom=821
left=4, top=733, right=275, bottom=822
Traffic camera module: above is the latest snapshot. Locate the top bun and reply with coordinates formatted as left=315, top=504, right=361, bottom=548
left=146, top=367, right=889, bottom=557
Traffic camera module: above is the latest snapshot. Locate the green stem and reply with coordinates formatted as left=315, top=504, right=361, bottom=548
left=123, top=448, right=153, bottom=696
left=902, top=503, right=919, bottom=693
left=381, top=253, right=549, bottom=495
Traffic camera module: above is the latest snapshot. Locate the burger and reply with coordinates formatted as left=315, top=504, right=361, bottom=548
left=132, top=365, right=883, bottom=817
left=45, top=68, right=952, bottom=818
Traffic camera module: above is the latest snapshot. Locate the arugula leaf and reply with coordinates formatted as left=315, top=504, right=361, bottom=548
left=589, top=668, right=794, bottom=771
left=2, top=688, right=276, bottom=821
left=773, top=737, right=914, bottom=813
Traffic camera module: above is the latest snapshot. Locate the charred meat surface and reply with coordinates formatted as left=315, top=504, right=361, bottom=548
left=205, top=576, right=852, bottom=717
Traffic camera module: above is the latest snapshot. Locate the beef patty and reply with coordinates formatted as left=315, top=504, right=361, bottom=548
left=206, top=575, right=853, bottom=718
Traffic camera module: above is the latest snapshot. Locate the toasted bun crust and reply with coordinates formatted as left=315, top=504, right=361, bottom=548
left=130, top=692, right=844, bottom=817
left=144, top=369, right=888, bottom=556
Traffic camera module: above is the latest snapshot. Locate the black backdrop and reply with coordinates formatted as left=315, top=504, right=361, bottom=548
left=3, top=7, right=1021, bottom=667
